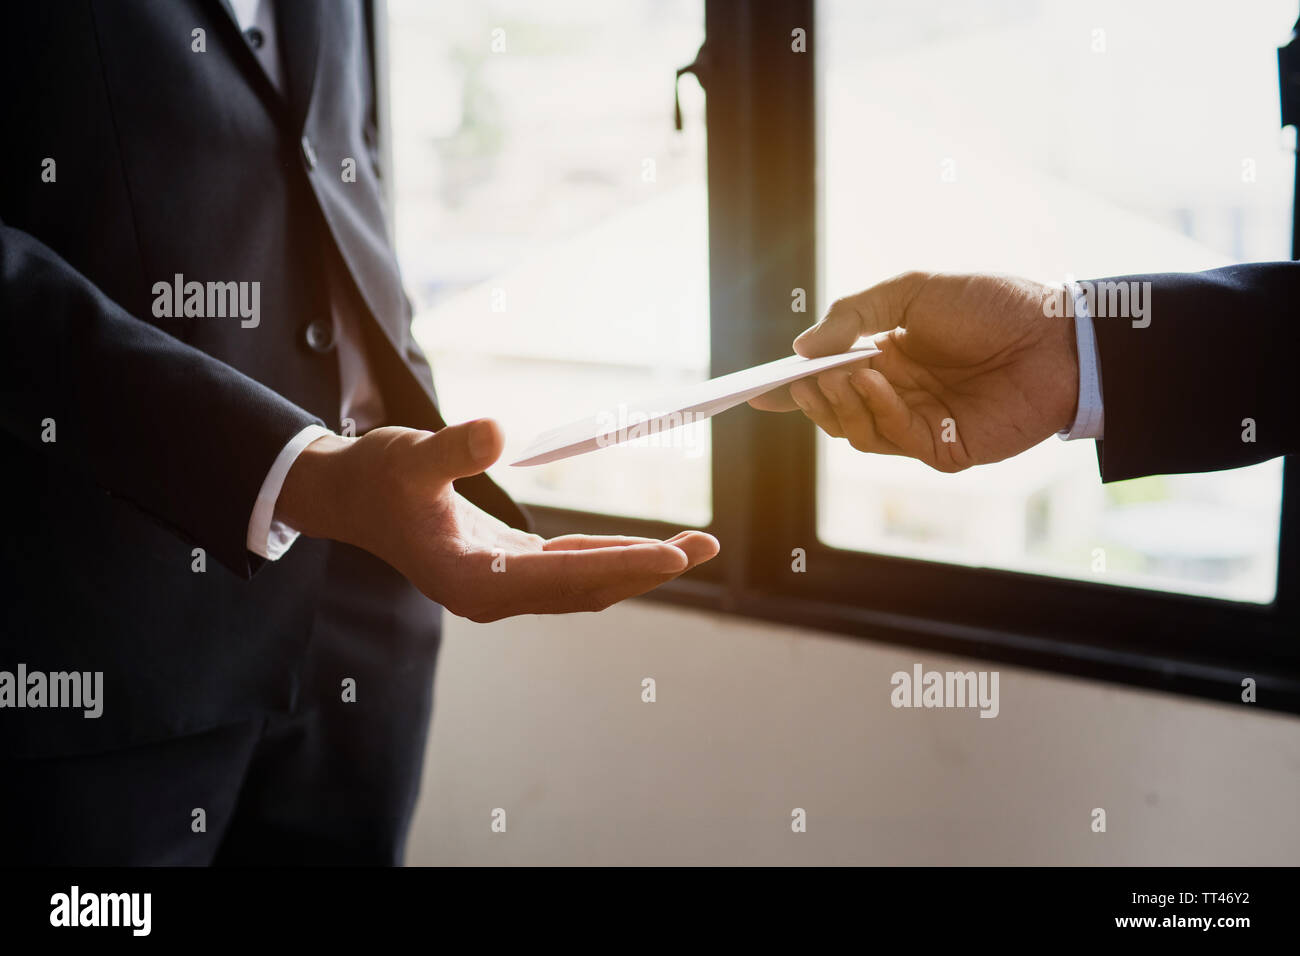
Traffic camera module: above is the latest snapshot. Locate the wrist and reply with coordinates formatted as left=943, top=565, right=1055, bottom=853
left=1060, top=286, right=1081, bottom=433
left=1041, top=281, right=1080, bottom=434
left=274, top=433, right=361, bottom=545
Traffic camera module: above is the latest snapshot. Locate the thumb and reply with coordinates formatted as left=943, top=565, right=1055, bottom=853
left=422, top=418, right=504, bottom=481
left=794, top=270, right=926, bottom=358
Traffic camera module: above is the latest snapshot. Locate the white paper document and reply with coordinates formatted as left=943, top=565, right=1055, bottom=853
left=510, top=345, right=881, bottom=466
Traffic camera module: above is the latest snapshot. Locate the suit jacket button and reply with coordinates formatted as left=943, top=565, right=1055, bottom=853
left=304, top=319, right=335, bottom=353
left=245, top=27, right=265, bottom=49
left=300, top=135, right=318, bottom=170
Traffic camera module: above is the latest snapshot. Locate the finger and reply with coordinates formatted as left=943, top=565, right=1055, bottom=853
left=420, top=418, right=504, bottom=481
left=849, top=368, right=936, bottom=464
left=793, top=271, right=926, bottom=358
left=860, top=328, right=928, bottom=391
left=789, top=378, right=843, bottom=438
left=485, top=542, right=693, bottom=617
left=542, top=531, right=718, bottom=567
left=542, top=534, right=666, bottom=551
left=571, top=536, right=719, bottom=612
left=661, top=530, right=720, bottom=568
left=815, top=368, right=905, bottom=456
left=751, top=354, right=877, bottom=413
left=748, top=385, right=801, bottom=412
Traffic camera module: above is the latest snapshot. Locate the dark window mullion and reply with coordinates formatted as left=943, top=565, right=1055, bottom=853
left=705, top=0, right=818, bottom=599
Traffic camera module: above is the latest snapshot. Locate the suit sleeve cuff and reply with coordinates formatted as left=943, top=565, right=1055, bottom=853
left=1057, top=280, right=1105, bottom=441
left=246, top=424, right=335, bottom=560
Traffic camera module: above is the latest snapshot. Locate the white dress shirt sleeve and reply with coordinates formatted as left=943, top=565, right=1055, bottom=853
left=1058, top=279, right=1105, bottom=441
left=247, top=424, right=334, bottom=560
left=230, top=0, right=380, bottom=561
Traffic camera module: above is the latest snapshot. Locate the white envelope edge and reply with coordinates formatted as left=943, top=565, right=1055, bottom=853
left=510, top=345, right=881, bottom=467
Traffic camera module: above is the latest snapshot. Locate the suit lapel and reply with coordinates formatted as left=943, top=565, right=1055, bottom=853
left=274, top=0, right=323, bottom=133
left=206, top=0, right=288, bottom=117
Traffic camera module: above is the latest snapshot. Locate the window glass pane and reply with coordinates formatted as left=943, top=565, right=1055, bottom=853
left=389, top=0, right=710, bottom=525
left=817, top=0, right=1291, bottom=602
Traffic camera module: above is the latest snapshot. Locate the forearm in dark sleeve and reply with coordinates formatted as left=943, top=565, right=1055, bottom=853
left=0, top=220, right=323, bottom=576
left=1089, top=261, right=1298, bottom=481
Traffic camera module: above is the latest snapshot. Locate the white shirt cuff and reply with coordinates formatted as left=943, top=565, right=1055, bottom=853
left=1058, top=280, right=1105, bottom=441
left=246, top=424, right=334, bottom=560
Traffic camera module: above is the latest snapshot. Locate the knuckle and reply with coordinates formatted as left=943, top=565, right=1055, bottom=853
left=575, top=589, right=615, bottom=613
left=448, top=593, right=493, bottom=623
left=466, top=605, right=500, bottom=624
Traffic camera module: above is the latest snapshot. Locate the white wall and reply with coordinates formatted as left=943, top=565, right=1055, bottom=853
left=407, top=601, right=1300, bottom=865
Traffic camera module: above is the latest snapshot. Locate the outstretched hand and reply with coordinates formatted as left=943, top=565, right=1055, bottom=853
left=277, top=420, right=719, bottom=622
left=749, top=271, right=1079, bottom=472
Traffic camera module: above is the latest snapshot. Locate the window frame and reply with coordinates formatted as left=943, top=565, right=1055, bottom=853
left=378, top=0, right=1300, bottom=713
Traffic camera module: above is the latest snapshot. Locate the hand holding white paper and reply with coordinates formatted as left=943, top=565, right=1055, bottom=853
left=511, top=345, right=881, bottom=466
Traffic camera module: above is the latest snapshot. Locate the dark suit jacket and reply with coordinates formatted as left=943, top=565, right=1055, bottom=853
left=0, top=0, right=525, bottom=757
left=1088, top=262, right=1299, bottom=481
